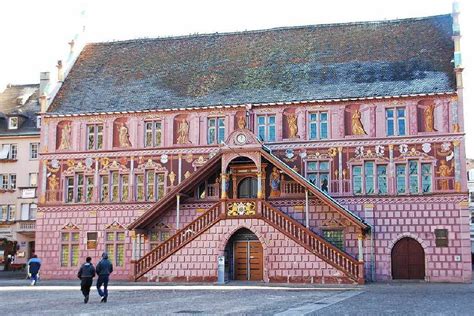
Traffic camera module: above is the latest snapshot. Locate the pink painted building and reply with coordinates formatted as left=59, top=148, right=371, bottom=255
left=36, top=10, right=471, bottom=283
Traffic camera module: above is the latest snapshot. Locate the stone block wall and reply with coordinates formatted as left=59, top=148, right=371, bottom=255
left=340, top=195, right=471, bottom=283
left=144, top=218, right=357, bottom=284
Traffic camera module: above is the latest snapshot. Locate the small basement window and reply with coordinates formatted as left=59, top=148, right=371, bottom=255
left=434, top=229, right=449, bottom=247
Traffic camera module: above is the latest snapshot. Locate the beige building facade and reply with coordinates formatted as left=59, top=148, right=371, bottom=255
left=0, top=84, right=40, bottom=270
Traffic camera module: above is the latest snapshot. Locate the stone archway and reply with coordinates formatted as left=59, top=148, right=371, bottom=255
left=391, top=237, right=425, bottom=280
left=223, top=227, right=263, bottom=281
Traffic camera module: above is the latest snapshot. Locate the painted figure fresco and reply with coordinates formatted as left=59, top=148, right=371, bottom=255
left=424, top=103, right=436, bottom=132
left=270, top=167, right=281, bottom=197
left=58, top=124, right=71, bottom=150
left=436, top=160, right=454, bottom=190
left=177, top=119, right=189, bottom=144
left=351, top=109, right=367, bottom=135
left=119, top=123, right=131, bottom=147
left=287, top=113, right=298, bottom=138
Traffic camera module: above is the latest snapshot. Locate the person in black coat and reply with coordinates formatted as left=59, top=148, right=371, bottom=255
left=96, top=252, right=113, bottom=303
left=77, top=257, right=96, bottom=303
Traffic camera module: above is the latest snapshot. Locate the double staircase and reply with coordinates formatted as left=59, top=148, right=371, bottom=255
left=132, top=200, right=364, bottom=284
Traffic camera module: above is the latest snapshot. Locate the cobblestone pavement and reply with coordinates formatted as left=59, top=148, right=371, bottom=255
left=0, top=279, right=473, bottom=315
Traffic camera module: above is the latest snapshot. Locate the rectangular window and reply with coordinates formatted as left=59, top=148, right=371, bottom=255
left=0, top=144, right=17, bottom=160
left=0, top=174, right=16, bottom=190
left=111, top=172, right=119, bottom=202
left=377, top=165, right=388, bottom=194
left=61, top=231, right=80, bottom=267
left=146, top=170, right=155, bottom=201
left=307, top=161, right=330, bottom=190
left=0, top=205, right=15, bottom=221
left=120, top=174, right=129, bottom=202
left=396, top=164, right=406, bottom=194
left=29, top=173, right=38, bottom=187
left=0, top=174, right=8, bottom=189
left=87, top=124, right=104, bottom=150
left=156, top=173, right=165, bottom=200
left=421, top=163, right=432, bottom=193
left=386, top=107, right=406, bottom=136
left=86, top=232, right=98, bottom=250
left=100, top=175, right=109, bottom=202
left=8, top=117, right=18, bottom=129
left=9, top=174, right=16, bottom=189
left=76, top=174, right=84, bottom=203
left=144, top=121, right=162, bottom=147
left=323, top=229, right=344, bottom=250
left=136, top=174, right=144, bottom=201
left=105, top=231, right=125, bottom=267
left=409, top=160, right=419, bottom=194
left=65, top=177, right=74, bottom=203
left=85, top=176, right=94, bottom=203
left=257, top=115, right=276, bottom=142
left=29, top=143, right=39, bottom=160
left=29, top=203, right=37, bottom=219
left=207, top=117, right=225, bottom=144
left=365, top=162, right=375, bottom=194
left=308, top=112, right=329, bottom=140
left=352, top=166, right=362, bottom=195
left=434, top=229, right=448, bottom=247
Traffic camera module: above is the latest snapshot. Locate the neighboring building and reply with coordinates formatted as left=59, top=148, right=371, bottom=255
left=0, top=84, right=40, bottom=270
left=36, top=10, right=470, bottom=283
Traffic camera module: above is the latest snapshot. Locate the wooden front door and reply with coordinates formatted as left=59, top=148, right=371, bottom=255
left=234, top=241, right=263, bottom=281
left=391, top=237, right=425, bottom=280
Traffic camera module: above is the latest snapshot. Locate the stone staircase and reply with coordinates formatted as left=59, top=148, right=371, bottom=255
left=133, top=201, right=364, bottom=283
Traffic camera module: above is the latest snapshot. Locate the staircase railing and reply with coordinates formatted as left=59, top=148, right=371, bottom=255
left=261, top=201, right=364, bottom=284
left=133, top=202, right=221, bottom=280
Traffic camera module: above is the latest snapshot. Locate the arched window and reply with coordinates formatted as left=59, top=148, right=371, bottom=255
left=238, top=177, right=257, bottom=198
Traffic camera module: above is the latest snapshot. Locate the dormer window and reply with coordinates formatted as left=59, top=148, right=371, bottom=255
left=36, top=116, right=42, bottom=128
left=8, top=117, right=18, bottom=130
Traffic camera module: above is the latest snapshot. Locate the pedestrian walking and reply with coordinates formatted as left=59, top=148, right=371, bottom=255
left=27, top=254, right=41, bottom=286
left=96, top=252, right=113, bottom=303
left=77, top=256, right=96, bottom=303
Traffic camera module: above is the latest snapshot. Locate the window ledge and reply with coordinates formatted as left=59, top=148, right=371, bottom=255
left=0, top=189, right=16, bottom=193
left=0, top=159, right=18, bottom=163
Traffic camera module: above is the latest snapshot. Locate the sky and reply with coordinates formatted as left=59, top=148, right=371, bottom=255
left=0, top=0, right=472, bottom=156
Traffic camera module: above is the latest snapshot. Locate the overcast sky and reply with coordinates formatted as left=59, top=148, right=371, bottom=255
left=0, top=0, right=472, bottom=156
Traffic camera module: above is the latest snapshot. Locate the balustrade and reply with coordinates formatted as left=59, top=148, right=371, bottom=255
left=261, top=201, right=364, bottom=283
left=133, top=202, right=221, bottom=280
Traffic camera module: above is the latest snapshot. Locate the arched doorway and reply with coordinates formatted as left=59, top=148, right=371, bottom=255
left=224, top=228, right=263, bottom=281
left=391, top=237, right=425, bottom=280
left=238, top=177, right=258, bottom=198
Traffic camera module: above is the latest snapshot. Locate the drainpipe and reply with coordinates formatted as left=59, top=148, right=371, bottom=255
left=358, top=231, right=364, bottom=262
left=176, top=194, right=181, bottom=230
left=305, top=189, right=309, bottom=228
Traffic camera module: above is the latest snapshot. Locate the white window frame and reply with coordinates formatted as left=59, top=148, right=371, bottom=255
left=308, top=111, right=329, bottom=140
left=256, top=114, right=276, bottom=142
left=386, top=107, right=406, bottom=136
left=29, top=143, right=39, bottom=160
left=8, top=117, right=18, bottom=129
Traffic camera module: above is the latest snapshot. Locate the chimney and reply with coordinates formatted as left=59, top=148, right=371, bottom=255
left=56, top=60, right=64, bottom=82
left=39, top=95, right=48, bottom=113
left=39, top=72, right=50, bottom=96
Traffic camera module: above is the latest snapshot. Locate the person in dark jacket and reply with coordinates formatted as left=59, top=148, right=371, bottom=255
left=96, top=252, right=113, bottom=302
left=78, top=257, right=96, bottom=303
left=27, top=255, right=41, bottom=286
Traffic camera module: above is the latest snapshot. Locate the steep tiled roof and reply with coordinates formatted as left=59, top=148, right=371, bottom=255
left=49, top=14, right=455, bottom=115
left=0, top=84, right=40, bottom=136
